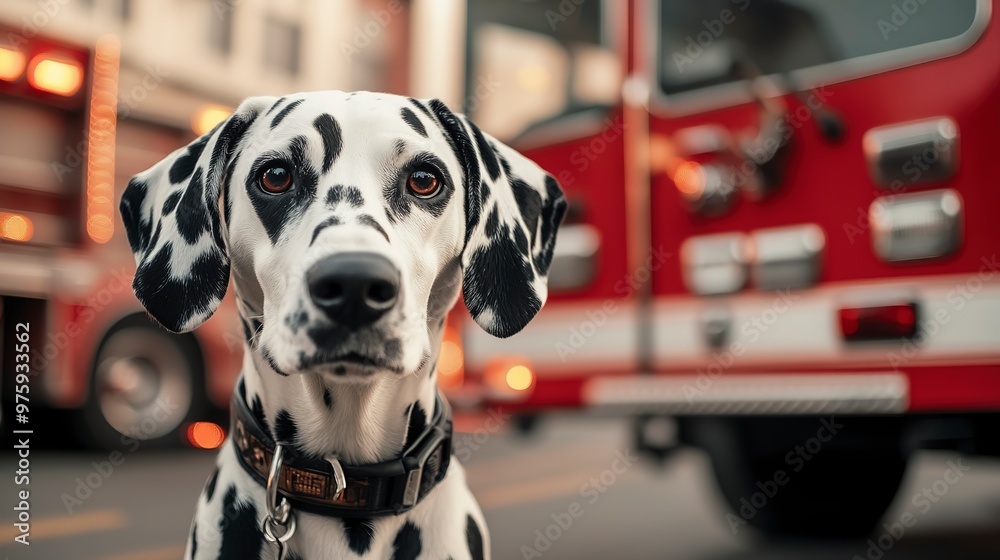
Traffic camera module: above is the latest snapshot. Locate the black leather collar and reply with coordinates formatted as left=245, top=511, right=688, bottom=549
left=230, top=381, right=452, bottom=519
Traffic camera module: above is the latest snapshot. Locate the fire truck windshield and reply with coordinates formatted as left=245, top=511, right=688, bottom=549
left=464, top=0, right=619, bottom=142
left=657, top=0, right=980, bottom=96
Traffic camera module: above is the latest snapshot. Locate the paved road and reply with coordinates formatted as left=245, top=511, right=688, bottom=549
left=2, top=416, right=999, bottom=560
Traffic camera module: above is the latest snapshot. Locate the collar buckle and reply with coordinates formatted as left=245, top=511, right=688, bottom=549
left=323, top=455, right=347, bottom=500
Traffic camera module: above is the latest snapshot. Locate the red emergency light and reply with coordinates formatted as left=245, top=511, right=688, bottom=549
left=839, top=303, right=918, bottom=341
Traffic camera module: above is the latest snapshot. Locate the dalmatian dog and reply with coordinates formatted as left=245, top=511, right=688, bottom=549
left=119, top=91, right=565, bottom=559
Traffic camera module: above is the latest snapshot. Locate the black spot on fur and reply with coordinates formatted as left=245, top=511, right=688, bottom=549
left=408, top=98, right=433, bottom=119
left=358, top=214, right=389, bottom=242
left=341, top=518, right=376, bottom=555
left=168, top=134, right=210, bottom=184
left=535, top=175, right=566, bottom=275
left=428, top=100, right=482, bottom=243
left=463, top=224, right=541, bottom=338
left=160, top=191, right=181, bottom=217
left=189, top=522, right=197, bottom=558
left=468, top=121, right=501, bottom=181
left=274, top=410, right=297, bottom=446
left=325, top=185, right=363, bottom=208
left=323, top=388, right=332, bottom=408
left=204, top=466, right=220, bottom=502
left=262, top=347, right=289, bottom=376
left=207, top=110, right=258, bottom=229
left=311, top=215, right=342, bottom=245
left=511, top=178, right=542, bottom=245
left=498, top=152, right=512, bottom=176
left=131, top=242, right=229, bottom=332
left=314, top=114, right=343, bottom=173
left=120, top=177, right=149, bottom=253
left=345, top=186, right=364, bottom=207
left=400, top=107, right=427, bottom=137
left=334, top=365, right=346, bottom=376
left=218, top=486, right=262, bottom=559
left=513, top=221, right=529, bottom=255
left=265, top=96, right=287, bottom=116
left=246, top=135, right=319, bottom=244
left=251, top=395, right=268, bottom=434
left=484, top=207, right=500, bottom=239
left=390, top=521, right=422, bottom=560
left=405, top=401, right=428, bottom=447
left=175, top=169, right=208, bottom=244
left=270, top=98, right=303, bottom=129
left=467, top=515, right=485, bottom=560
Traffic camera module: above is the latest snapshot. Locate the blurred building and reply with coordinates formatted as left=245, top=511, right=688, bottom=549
left=0, top=0, right=420, bottom=130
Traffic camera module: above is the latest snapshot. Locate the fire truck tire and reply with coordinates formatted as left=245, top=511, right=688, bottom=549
left=695, top=417, right=908, bottom=538
left=77, top=314, right=206, bottom=449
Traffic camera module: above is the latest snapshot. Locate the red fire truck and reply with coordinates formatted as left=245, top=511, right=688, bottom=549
left=451, top=0, right=1000, bottom=536
left=0, top=27, right=241, bottom=449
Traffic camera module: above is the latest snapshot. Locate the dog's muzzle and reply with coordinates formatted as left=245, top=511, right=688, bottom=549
left=307, top=252, right=400, bottom=329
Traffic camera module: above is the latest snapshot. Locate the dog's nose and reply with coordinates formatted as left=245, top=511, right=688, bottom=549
left=307, top=253, right=400, bottom=328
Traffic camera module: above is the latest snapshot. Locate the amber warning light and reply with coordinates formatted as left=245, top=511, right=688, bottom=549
left=0, top=212, right=34, bottom=242
left=186, top=422, right=225, bottom=449
left=0, top=46, right=26, bottom=82
left=27, top=53, right=83, bottom=96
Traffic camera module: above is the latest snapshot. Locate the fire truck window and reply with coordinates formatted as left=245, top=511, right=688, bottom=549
left=658, top=0, right=979, bottom=96
left=465, top=0, right=619, bottom=142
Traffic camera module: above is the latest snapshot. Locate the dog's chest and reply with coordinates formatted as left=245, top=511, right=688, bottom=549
left=188, top=441, right=486, bottom=560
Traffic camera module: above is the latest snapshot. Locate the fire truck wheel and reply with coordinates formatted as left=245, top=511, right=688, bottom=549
left=695, top=417, right=908, bottom=538
left=78, top=314, right=206, bottom=449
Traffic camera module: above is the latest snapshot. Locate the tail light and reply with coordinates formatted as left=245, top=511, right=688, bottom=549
left=186, top=422, right=226, bottom=450
left=27, top=54, right=83, bottom=96
left=0, top=46, right=26, bottom=81
left=484, top=358, right=535, bottom=401
left=839, top=303, right=918, bottom=342
left=0, top=212, right=34, bottom=242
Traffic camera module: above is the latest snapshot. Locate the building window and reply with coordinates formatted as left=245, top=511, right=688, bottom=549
left=210, top=0, right=235, bottom=55
left=263, top=19, right=301, bottom=76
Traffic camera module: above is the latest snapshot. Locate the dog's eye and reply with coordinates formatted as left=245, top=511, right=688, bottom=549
left=407, top=169, right=440, bottom=198
left=260, top=164, right=292, bottom=194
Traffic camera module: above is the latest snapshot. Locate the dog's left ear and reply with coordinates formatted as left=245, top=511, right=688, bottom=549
left=119, top=96, right=275, bottom=333
left=427, top=100, right=567, bottom=338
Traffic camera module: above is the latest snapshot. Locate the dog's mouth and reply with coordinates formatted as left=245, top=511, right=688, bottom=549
left=299, top=351, right=403, bottom=377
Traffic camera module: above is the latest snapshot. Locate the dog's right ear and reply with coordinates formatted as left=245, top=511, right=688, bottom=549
left=119, top=96, right=276, bottom=333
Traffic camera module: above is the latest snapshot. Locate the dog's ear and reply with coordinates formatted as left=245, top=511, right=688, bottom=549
left=425, top=100, right=567, bottom=338
left=119, top=96, right=275, bottom=333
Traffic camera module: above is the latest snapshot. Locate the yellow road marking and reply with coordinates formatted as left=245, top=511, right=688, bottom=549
left=0, top=509, right=127, bottom=542
left=476, top=467, right=607, bottom=510
left=104, top=543, right=186, bottom=560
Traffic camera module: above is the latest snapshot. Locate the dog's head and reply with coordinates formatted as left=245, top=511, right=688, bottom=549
left=120, top=91, right=565, bottom=381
